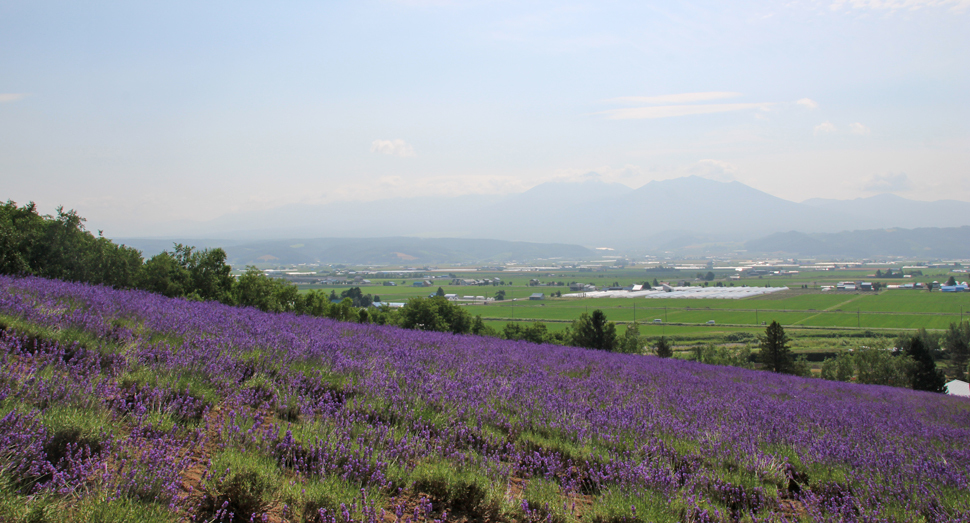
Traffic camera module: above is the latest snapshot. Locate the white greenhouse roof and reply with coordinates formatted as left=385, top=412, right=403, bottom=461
left=563, top=286, right=789, bottom=300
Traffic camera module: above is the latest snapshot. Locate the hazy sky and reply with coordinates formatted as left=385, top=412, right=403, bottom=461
left=2, top=0, right=968, bottom=235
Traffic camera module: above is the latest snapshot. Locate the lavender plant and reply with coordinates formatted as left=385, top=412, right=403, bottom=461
left=1, top=274, right=969, bottom=522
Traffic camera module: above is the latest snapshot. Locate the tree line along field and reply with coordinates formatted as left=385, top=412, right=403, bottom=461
left=2, top=275, right=969, bottom=522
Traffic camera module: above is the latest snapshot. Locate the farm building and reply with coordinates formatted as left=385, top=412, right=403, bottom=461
left=945, top=380, right=970, bottom=397
left=370, top=301, right=406, bottom=309
left=529, top=293, right=545, bottom=300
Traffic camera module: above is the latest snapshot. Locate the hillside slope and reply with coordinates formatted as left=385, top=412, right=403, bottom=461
left=1, top=275, right=968, bottom=522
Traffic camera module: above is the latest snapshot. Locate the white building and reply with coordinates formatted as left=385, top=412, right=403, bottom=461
left=945, top=380, right=969, bottom=398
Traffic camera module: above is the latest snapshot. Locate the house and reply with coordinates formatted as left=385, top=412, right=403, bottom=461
left=945, top=380, right=970, bottom=397
left=860, top=282, right=872, bottom=291
left=941, top=283, right=969, bottom=292
left=529, top=293, right=545, bottom=300
left=382, top=281, right=397, bottom=286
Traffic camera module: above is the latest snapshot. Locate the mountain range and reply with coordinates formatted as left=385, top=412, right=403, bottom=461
left=744, top=227, right=970, bottom=259
left=124, top=176, right=970, bottom=250
left=117, top=237, right=597, bottom=267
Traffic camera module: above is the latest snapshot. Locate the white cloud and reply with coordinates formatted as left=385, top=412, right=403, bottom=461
left=829, top=0, right=970, bottom=13
left=863, top=172, right=913, bottom=192
left=0, top=93, right=28, bottom=103
left=608, top=92, right=742, bottom=105
left=690, top=159, right=740, bottom=182
left=550, top=165, right=648, bottom=185
left=814, top=121, right=837, bottom=134
left=796, top=98, right=819, bottom=110
left=849, top=122, right=871, bottom=135
left=370, top=139, right=416, bottom=158
left=601, top=102, right=775, bottom=120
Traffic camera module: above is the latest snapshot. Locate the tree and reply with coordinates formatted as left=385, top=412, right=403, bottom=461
left=494, top=289, right=506, bottom=301
left=820, top=352, right=854, bottom=382
left=398, top=296, right=472, bottom=335
left=471, top=315, right=495, bottom=337
left=141, top=251, right=190, bottom=298
left=946, top=276, right=957, bottom=286
left=521, top=322, right=549, bottom=344
left=618, top=322, right=642, bottom=354
left=853, top=342, right=912, bottom=387
left=654, top=336, right=673, bottom=358
left=234, top=266, right=293, bottom=312
left=340, top=287, right=374, bottom=307
left=905, top=336, right=946, bottom=393
left=572, top=310, right=618, bottom=351
left=502, top=322, right=522, bottom=340
left=187, top=247, right=234, bottom=302
left=436, top=286, right=445, bottom=297
left=0, top=201, right=143, bottom=289
left=759, top=321, right=793, bottom=374
left=943, top=321, right=970, bottom=381
left=705, top=271, right=715, bottom=281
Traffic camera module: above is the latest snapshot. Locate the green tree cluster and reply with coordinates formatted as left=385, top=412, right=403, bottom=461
left=820, top=335, right=949, bottom=393
left=689, top=344, right=754, bottom=369
left=1, top=201, right=143, bottom=288
left=398, top=296, right=475, bottom=334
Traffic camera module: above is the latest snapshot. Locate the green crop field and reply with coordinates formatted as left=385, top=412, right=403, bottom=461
left=299, top=269, right=970, bottom=340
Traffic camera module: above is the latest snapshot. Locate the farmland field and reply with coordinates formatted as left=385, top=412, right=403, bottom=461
left=303, top=267, right=970, bottom=336
left=2, top=275, right=970, bottom=522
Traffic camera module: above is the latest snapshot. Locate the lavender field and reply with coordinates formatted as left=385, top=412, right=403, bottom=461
left=1, top=275, right=969, bottom=522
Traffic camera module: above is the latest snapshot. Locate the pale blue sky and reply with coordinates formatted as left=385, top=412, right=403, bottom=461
left=2, top=0, right=968, bottom=235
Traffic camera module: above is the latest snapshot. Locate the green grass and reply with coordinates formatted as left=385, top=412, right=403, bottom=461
left=0, top=481, right=178, bottom=523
